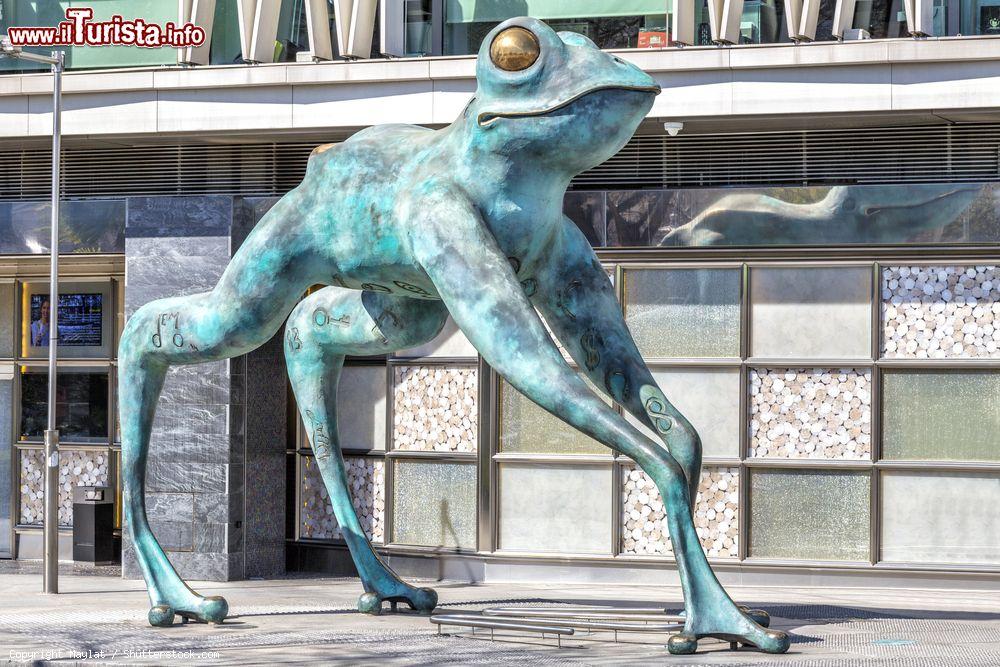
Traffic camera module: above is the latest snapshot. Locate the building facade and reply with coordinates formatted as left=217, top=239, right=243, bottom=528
left=1, top=0, right=999, bottom=589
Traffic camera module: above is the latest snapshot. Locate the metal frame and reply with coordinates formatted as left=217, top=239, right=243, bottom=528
left=285, top=250, right=1000, bottom=579
left=4, top=265, right=123, bottom=558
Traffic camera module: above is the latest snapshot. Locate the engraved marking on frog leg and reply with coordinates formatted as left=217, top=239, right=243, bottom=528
left=507, top=256, right=522, bottom=274
left=580, top=329, right=603, bottom=371
left=644, top=395, right=673, bottom=434
left=332, top=275, right=350, bottom=288
left=304, top=409, right=331, bottom=459
left=605, top=368, right=629, bottom=401
left=287, top=327, right=302, bottom=351
left=314, top=308, right=328, bottom=327
left=557, top=279, right=582, bottom=320
left=152, top=313, right=181, bottom=349
left=362, top=283, right=392, bottom=293
left=371, top=310, right=401, bottom=345
left=520, top=278, right=537, bottom=297
left=393, top=281, right=432, bottom=296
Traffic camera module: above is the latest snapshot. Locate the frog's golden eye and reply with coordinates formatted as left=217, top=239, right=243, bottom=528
left=490, top=27, right=540, bottom=72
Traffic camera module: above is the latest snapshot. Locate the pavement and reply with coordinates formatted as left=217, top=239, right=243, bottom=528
left=0, top=567, right=998, bottom=666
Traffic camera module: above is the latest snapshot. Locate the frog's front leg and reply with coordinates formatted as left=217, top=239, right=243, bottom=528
left=529, top=220, right=785, bottom=653
left=285, top=287, right=447, bottom=615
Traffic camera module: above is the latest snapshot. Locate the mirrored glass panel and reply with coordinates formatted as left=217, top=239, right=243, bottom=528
left=627, top=368, right=740, bottom=459
left=622, top=466, right=739, bottom=558
left=882, top=265, right=1000, bottom=359
left=391, top=460, right=476, bottom=548
left=299, top=455, right=385, bottom=543
left=392, top=365, right=477, bottom=452
left=336, top=366, right=387, bottom=451
left=0, top=200, right=126, bottom=254
left=0, top=376, right=11, bottom=553
left=750, top=469, right=870, bottom=561
left=624, top=268, right=741, bottom=358
left=883, top=370, right=1000, bottom=461
left=498, top=463, right=612, bottom=554
left=500, top=377, right=608, bottom=455
left=0, top=283, right=13, bottom=358
left=882, top=471, right=1000, bottom=565
left=652, top=184, right=987, bottom=247
left=751, top=266, right=872, bottom=359
left=750, top=368, right=872, bottom=460
left=19, top=368, right=109, bottom=443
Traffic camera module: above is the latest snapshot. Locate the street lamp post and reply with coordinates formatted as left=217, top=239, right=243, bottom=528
left=1, top=41, right=64, bottom=594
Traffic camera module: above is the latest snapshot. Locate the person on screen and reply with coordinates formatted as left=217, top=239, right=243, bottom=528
left=31, top=298, right=49, bottom=347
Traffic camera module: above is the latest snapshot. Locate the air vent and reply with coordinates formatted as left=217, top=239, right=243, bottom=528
left=0, top=124, right=998, bottom=200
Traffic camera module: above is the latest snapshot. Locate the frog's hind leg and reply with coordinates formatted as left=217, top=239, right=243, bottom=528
left=119, top=192, right=321, bottom=627
left=285, top=287, right=448, bottom=615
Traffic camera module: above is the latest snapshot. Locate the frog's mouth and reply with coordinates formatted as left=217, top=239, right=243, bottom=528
left=477, top=84, right=660, bottom=127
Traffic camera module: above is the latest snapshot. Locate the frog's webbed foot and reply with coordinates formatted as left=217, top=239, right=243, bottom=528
left=358, top=586, right=438, bottom=615
left=148, top=595, right=229, bottom=627
left=667, top=605, right=788, bottom=654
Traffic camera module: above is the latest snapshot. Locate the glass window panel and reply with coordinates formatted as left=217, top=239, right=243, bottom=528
left=750, top=368, right=871, bottom=460
left=624, top=268, right=741, bottom=359
left=299, top=455, right=385, bottom=543
left=0, top=376, right=11, bottom=553
left=500, top=377, right=608, bottom=455
left=749, top=469, right=870, bottom=561
left=0, top=283, right=13, bottom=358
left=19, top=448, right=109, bottom=526
left=627, top=368, right=740, bottom=459
left=498, top=463, right=612, bottom=554
left=883, top=370, right=1000, bottom=461
left=444, top=9, right=668, bottom=54
left=394, top=318, right=477, bottom=358
left=336, top=366, right=387, bottom=451
left=622, top=466, right=739, bottom=558
left=882, top=265, right=1000, bottom=359
left=882, top=471, right=1000, bottom=565
left=392, top=365, right=478, bottom=452
left=19, top=368, right=109, bottom=444
left=391, top=460, right=476, bottom=548
left=751, top=266, right=872, bottom=359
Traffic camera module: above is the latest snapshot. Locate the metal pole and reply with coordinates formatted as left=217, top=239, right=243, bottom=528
left=43, top=50, right=63, bottom=595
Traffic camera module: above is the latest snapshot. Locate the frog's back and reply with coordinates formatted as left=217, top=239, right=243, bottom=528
left=305, top=124, right=437, bottom=177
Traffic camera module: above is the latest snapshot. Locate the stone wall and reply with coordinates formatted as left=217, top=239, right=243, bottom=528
left=122, top=195, right=286, bottom=582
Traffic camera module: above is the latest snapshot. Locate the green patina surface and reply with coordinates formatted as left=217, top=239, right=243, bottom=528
left=119, top=17, right=788, bottom=654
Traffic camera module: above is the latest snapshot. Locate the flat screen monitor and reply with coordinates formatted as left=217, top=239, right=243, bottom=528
left=29, top=293, right=103, bottom=348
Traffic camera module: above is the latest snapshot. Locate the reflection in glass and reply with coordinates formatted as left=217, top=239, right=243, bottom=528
left=444, top=1, right=668, bottom=54
left=750, top=469, right=870, bottom=561
left=498, top=463, right=612, bottom=554
left=624, top=268, right=741, bottom=358
left=656, top=184, right=983, bottom=248
left=391, top=460, right=476, bottom=548
left=0, top=378, right=11, bottom=552
left=500, top=378, right=607, bottom=454
left=0, top=284, right=13, bottom=358
left=883, top=370, right=1000, bottom=461
left=19, top=369, right=109, bottom=443
left=0, top=200, right=126, bottom=255
left=750, top=266, right=872, bottom=359
left=882, top=471, right=1000, bottom=565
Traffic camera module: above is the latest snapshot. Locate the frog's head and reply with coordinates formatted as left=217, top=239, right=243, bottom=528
left=468, top=17, right=660, bottom=174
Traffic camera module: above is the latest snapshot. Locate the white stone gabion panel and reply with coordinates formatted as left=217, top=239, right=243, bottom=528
left=882, top=265, right=1000, bottom=358
left=750, top=368, right=871, bottom=460
left=299, top=456, right=385, bottom=543
left=393, top=366, right=477, bottom=452
left=621, top=466, right=739, bottom=558
left=19, top=449, right=109, bottom=526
